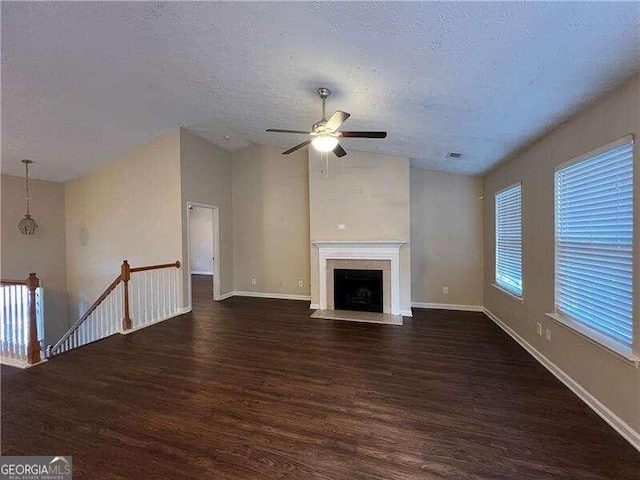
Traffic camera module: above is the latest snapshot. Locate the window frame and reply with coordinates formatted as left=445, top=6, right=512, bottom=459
left=494, top=182, right=524, bottom=301
left=550, top=134, right=637, bottom=362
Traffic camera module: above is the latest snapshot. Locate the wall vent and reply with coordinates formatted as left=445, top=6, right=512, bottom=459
left=447, top=152, right=462, bottom=159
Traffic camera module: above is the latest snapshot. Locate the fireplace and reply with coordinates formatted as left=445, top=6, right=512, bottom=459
left=313, top=241, right=405, bottom=316
left=334, top=269, right=383, bottom=313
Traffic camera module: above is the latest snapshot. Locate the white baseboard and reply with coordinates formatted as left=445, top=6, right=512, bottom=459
left=412, top=302, right=484, bottom=312
left=1, top=356, right=30, bottom=369
left=233, top=291, right=311, bottom=302
left=121, top=308, right=189, bottom=335
left=191, top=271, right=213, bottom=275
left=483, top=307, right=640, bottom=453
left=310, top=303, right=320, bottom=310
left=217, top=291, right=234, bottom=301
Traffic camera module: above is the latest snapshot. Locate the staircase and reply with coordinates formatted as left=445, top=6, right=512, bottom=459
left=1, top=260, right=183, bottom=367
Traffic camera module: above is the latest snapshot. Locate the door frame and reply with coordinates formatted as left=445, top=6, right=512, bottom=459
left=186, top=202, right=221, bottom=302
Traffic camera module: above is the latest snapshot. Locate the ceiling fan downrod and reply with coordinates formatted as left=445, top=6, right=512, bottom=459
left=318, top=87, right=330, bottom=122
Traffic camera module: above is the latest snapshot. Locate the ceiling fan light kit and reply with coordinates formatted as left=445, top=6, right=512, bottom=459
left=311, top=135, right=339, bottom=152
left=266, top=87, right=387, bottom=157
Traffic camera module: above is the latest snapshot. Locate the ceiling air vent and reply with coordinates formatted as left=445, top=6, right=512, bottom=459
left=447, top=152, right=462, bottom=159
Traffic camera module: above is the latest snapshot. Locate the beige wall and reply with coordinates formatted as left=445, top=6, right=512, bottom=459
left=309, top=149, right=411, bottom=312
left=1, top=174, right=69, bottom=342
left=483, top=74, right=640, bottom=432
left=232, top=145, right=310, bottom=296
left=65, top=130, right=183, bottom=319
left=411, top=169, right=483, bottom=306
left=180, top=129, right=234, bottom=301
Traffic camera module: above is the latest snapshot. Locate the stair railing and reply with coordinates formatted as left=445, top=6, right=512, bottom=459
left=0, top=273, right=43, bottom=365
left=48, top=260, right=181, bottom=357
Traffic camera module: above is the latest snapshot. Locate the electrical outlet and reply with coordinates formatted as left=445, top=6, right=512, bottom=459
left=298, top=280, right=304, bottom=288
left=338, top=224, right=346, bottom=230
left=536, top=322, right=543, bottom=336
left=442, top=286, right=448, bottom=295
left=251, top=278, right=256, bottom=286
left=278, top=281, right=283, bottom=287
left=546, top=329, right=552, bottom=342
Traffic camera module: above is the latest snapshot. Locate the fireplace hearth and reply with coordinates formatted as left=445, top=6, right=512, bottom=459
left=334, top=269, right=383, bottom=313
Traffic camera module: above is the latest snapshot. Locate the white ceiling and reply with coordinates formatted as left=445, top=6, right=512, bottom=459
left=2, top=2, right=639, bottom=182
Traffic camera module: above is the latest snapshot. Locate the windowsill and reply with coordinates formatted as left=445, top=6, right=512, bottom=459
left=491, top=284, right=524, bottom=304
left=545, top=312, right=639, bottom=366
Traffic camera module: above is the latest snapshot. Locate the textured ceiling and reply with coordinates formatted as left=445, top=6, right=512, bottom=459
left=2, top=2, right=639, bottom=182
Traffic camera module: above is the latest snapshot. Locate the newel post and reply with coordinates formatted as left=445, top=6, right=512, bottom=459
left=26, top=273, right=41, bottom=365
left=121, top=260, right=132, bottom=331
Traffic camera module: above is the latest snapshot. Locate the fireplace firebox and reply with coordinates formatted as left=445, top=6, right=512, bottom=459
left=334, top=269, right=383, bottom=313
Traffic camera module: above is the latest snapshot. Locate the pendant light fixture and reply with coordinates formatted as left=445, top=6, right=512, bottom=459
left=18, top=159, right=38, bottom=235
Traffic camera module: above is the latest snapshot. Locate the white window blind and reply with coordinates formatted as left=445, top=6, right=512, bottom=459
left=495, top=184, right=523, bottom=297
left=555, top=138, right=634, bottom=348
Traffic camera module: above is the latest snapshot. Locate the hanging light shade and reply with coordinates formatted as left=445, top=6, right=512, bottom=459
left=18, top=159, right=38, bottom=235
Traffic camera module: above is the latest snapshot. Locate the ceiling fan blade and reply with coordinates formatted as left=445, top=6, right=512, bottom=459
left=325, top=111, right=350, bottom=132
left=266, top=129, right=311, bottom=134
left=333, top=144, right=347, bottom=158
left=283, top=139, right=312, bottom=155
left=340, top=131, right=387, bottom=138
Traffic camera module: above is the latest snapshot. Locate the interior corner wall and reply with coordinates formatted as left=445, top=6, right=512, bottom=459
left=1, top=174, right=69, bottom=343
left=410, top=168, right=484, bottom=307
left=179, top=129, right=234, bottom=303
left=231, top=145, right=310, bottom=296
left=65, top=130, right=183, bottom=320
left=308, top=149, right=411, bottom=313
left=483, top=74, right=640, bottom=433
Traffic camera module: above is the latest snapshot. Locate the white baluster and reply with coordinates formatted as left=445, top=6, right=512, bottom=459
left=1, top=286, right=6, bottom=352
left=2, top=286, right=8, bottom=354
left=23, top=287, right=28, bottom=358
left=19, top=286, right=25, bottom=356
left=107, top=290, right=112, bottom=336
left=151, top=270, right=155, bottom=323
left=89, top=308, right=94, bottom=343
left=16, top=287, right=22, bottom=357
left=163, top=269, right=168, bottom=318
left=135, top=274, right=140, bottom=324
left=153, top=270, right=158, bottom=322
left=169, top=269, right=174, bottom=315
left=10, top=287, right=17, bottom=357
left=144, top=271, right=149, bottom=324
left=105, top=287, right=110, bottom=338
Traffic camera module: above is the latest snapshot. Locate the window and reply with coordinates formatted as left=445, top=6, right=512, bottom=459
left=554, top=137, right=634, bottom=349
left=495, top=183, right=523, bottom=297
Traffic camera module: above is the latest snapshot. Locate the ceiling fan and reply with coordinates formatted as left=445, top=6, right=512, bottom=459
left=266, top=87, right=387, bottom=157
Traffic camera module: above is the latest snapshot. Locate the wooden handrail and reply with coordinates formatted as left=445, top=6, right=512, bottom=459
left=0, top=279, right=28, bottom=286
left=130, top=261, right=181, bottom=273
left=49, top=275, right=122, bottom=354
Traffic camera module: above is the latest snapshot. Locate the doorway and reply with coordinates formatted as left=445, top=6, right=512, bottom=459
left=186, top=202, right=220, bottom=304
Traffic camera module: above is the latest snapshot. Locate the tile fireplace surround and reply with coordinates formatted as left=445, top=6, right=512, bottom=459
left=313, top=241, right=406, bottom=316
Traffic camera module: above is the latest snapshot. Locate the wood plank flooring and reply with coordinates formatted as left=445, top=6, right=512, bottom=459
left=2, top=274, right=639, bottom=479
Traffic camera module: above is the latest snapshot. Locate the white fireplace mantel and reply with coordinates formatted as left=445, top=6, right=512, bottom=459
left=313, top=240, right=406, bottom=315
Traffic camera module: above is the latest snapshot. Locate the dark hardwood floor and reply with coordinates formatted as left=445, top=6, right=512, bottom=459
left=2, top=274, right=639, bottom=479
